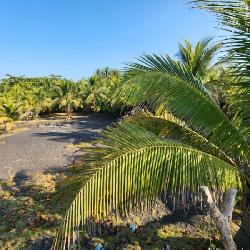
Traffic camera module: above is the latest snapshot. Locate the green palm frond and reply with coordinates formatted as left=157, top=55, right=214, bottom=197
left=191, top=0, right=250, bottom=140
left=124, top=54, right=208, bottom=94
left=177, top=37, right=221, bottom=79
left=229, top=86, right=250, bottom=142
left=124, top=110, right=236, bottom=166
left=116, top=69, right=249, bottom=163
left=53, top=123, right=241, bottom=249
left=191, top=0, right=250, bottom=78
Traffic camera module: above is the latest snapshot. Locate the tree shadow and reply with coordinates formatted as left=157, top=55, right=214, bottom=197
left=31, top=113, right=118, bottom=144
left=12, top=169, right=31, bottom=186
left=32, top=129, right=99, bottom=143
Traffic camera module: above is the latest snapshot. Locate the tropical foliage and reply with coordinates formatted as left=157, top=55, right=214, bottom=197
left=0, top=93, right=21, bottom=120
left=53, top=0, right=250, bottom=248
left=0, top=68, right=121, bottom=121
left=54, top=80, right=82, bottom=119
left=83, top=67, right=120, bottom=112
left=177, top=37, right=221, bottom=82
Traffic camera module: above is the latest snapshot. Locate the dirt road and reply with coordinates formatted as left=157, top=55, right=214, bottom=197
left=0, top=113, right=116, bottom=181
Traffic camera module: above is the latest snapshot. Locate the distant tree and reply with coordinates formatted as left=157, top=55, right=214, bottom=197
left=177, top=38, right=222, bottom=82
left=85, top=67, right=120, bottom=111
left=31, top=87, right=52, bottom=116
left=0, top=93, right=21, bottom=120
left=55, top=80, right=82, bottom=119
left=0, top=70, right=121, bottom=120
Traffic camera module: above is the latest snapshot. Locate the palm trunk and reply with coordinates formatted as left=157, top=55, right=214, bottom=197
left=235, top=180, right=250, bottom=248
left=67, top=105, right=72, bottom=119
left=93, top=92, right=97, bottom=112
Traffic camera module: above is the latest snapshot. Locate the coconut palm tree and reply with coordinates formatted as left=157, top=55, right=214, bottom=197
left=0, top=93, right=21, bottom=120
left=85, top=68, right=120, bottom=111
left=192, top=1, right=250, bottom=247
left=85, top=75, right=101, bottom=111
left=177, top=38, right=221, bottom=81
left=55, top=80, right=82, bottom=119
left=53, top=54, right=249, bottom=250
left=32, top=87, right=52, bottom=116
left=53, top=0, right=249, bottom=249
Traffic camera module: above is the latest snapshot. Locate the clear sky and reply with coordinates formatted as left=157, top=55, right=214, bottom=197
left=0, top=0, right=221, bottom=80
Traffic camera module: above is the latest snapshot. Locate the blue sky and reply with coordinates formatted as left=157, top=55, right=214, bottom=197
left=0, top=0, right=221, bottom=80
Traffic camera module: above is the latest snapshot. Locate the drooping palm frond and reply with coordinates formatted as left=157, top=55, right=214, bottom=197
left=53, top=123, right=241, bottom=249
left=116, top=67, right=249, bottom=164
left=124, top=110, right=236, bottom=166
left=229, top=86, right=250, bottom=142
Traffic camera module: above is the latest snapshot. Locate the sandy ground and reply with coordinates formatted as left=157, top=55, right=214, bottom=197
left=0, top=113, right=116, bottom=182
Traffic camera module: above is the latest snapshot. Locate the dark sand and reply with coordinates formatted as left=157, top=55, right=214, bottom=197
left=0, top=113, right=116, bottom=181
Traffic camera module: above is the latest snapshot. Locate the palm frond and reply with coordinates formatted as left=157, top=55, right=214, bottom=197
left=124, top=110, right=236, bottom=166
left=177, top=37, right=221, bottom=78
left=191, top=0, right=250, bottom=157
left=116, top=70, right=249, bottom=164
left=53, top=123, right=241, bottom=249
left=124, top=54, right=209, bottom=94
left=191, top=0, right=250, bottom=78
left=229, top=86, right=250, bottom=142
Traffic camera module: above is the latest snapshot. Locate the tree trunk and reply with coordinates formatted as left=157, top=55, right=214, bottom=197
left=235, top=180, right=250, bottom=248
left=67, top=105, right=72, bottom=119
left=200, top=186, right=237, bottom=250
left=93, top=92, right=97, bottom=112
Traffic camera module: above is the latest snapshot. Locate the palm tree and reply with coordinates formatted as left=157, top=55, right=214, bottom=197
left=32, top=87, right=52, bottom=116
left=55, top=80, right=82, bottom=119
left=0, top=93, right=21, bottom=120
left=53, top=54, right=248, bottom=249
left=85, top=75, right=100, bottom=111
left=177, top=38, right=221, bottom=81
left=192, top=0, right=250, bottom=246
left=53, top=1, right=249, bottom=249
left=85, top=68, right=120, bottom=111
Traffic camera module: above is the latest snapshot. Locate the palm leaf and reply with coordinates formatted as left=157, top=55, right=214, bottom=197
left=124, top=110, right=236, bottom=166
left=53, top=123, right=241, bottom=249
left=229, top=86, right=250, bottom=142
left=191, top=0, right=249, bottom=77
left=124, top=54, right=209, bottom=94
left=191, top=0, right=250, bottom=142
left=177, top=37, right=221, bottom=78
left=116, top=69, right=249, bottom=164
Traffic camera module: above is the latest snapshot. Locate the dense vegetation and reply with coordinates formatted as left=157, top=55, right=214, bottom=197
left=52, top=0, right=249, bottom=249
left=0, top=67, right=120, bottom=121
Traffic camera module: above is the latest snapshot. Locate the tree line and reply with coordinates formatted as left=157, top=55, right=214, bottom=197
left=0, top=67, right=121, bottom=120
